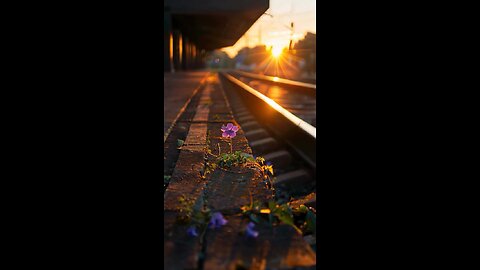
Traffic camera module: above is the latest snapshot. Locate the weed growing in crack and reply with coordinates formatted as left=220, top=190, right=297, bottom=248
left=221, top=123, right=238, bottom=153
left=164, top=175, right=171, bottom=189
left=176, top=194, right=229, bottom=241
left=177, top=139, right=184, bottom=149
left=176, top=195, right=195, bottom=223
left=240, top=198, right=316, bottom=236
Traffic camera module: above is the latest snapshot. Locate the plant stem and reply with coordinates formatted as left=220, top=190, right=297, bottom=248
left=199, top=224, right=207, bottom=244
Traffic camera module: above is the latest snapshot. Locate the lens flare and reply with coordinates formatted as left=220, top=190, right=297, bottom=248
left=271, top=46, right=282, bottom=58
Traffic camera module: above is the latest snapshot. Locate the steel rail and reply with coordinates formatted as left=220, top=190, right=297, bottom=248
left=221, top=72, right=316, bottom=169
left=230, top=70, right=316, bottom=91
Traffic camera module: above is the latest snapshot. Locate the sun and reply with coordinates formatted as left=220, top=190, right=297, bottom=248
left=271, top=46, right=283, bottom=58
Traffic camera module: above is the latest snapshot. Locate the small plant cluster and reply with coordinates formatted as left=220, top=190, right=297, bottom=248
left=176, top=195, right=230, bottom=239
left=240, top=199, right=316, bottom=236
left=199, top=122, right=314, bottom=239
left=164, top=175, right=171, bottom=189
left=217, top=151, right=253, bottom=168
left=203, top=123, right=272, bottom=178
left=204, top=150, right=275, bottom=191
left=210, top=123, right=316, bottom=237
left=244, top=156, right=275, bottom=190
left=177, top=139, right=184, bottom=149
left=186, top=211, right=228, bottom=238
left=176, top=195, right=196, bottom=223
left=196, top=123, right=283, bottom=238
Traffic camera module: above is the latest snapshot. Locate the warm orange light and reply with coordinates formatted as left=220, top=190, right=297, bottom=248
left=271, top=46, right=282, bottom=58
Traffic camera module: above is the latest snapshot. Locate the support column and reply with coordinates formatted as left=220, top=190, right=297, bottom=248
left=178, top=33, right=183, bottom=70
left=188, top=42, right=194, bottom=69
left=191, top=44, right=196, bottom=69
left=182, top=37, right=188, bottom=70
left=172, top=30, right=181, bottom=72
left=164, top=9, right=174, bottom=72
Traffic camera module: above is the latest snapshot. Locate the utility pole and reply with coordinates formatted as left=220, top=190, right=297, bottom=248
left=289, top=22, right=294, bottom=50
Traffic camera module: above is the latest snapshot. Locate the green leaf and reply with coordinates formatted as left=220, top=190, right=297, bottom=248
left=264, top=165, right=274, bottom=175
left=306, top=210, right=316, bottom=234
left=276, top=211, right=294, bottom=226
left=292, top=204, right=308, bottom=214
left=249, top=213, right=261, bottom=224
left=164, top=175, right=171, bottom=184
left=255, top=156, right=265, bottom=164
left=273, top=204, right=294, bottom=226
left=252, top=201, right=262, bottom=212
left=268, top=200, right=276, bottom=211
left=177, top=139, right=184, bottom=147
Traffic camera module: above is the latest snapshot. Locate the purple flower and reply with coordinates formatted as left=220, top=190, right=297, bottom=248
left=208, top=212, right=228, bottom=229
left=187, top=226, right=198, bottom=237
left=221, top=123, right=239, bottom=138
left=245, top=222, right=259, bottom=238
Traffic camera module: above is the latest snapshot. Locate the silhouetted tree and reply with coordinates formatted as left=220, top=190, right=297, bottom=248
left=206, top=50, right=234, bottom=69
left=234, top=45, right=269, bottom=68
left=293, top=32, right=316, bottom=75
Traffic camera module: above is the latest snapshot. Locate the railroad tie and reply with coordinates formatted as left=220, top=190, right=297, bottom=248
left=249, top=137, right=278, bottom=154
left=237, top=114, right=256, bottom=123
left=244, top=128, right=269, bottom=141
left=240, top=120, right=261, bottom=131
left=262, top=150, right=293, bottom=169
left=234, top=110, right=250, bottom=117
left=274, top=169, right=311, bottom=187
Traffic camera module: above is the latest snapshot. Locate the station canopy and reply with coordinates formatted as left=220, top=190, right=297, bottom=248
left=165, top=0, right=269, bottom=50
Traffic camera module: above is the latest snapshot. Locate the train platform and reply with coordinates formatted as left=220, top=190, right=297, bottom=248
left=164, top=71, right=209, bottom=139
left=163, top=72, right=316, bottom=270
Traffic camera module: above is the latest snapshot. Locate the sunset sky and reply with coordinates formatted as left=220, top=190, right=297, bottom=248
left=221, top=0, right=316, bottom=58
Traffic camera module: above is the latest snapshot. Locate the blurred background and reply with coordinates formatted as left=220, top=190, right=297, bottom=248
left=164, top=0, right=316, bottom=82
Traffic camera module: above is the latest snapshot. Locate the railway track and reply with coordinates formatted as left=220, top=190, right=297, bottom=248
left=219, top=72, right=317, bottom=208
left=228, top=70, right=317, bottom=127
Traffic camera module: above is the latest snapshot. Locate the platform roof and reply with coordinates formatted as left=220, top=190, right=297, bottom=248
left=165, top=0, right=269, bottom=50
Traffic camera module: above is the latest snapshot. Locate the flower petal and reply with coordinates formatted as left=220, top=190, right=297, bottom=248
left=187, top=226, right=198, bottom=237
left=208, top=221, right=215, bottom=229
left=231, top=125, right=239, bottom=132
left=209, top=212, right=228, bottom=229
left=226, top=123, right=234, bottom=129
left=222, top=132, right=230, bottom=138
left=218, top=216, right=228, bottom=226
left=226, top=130, right=236, bottom=138
left=247, top=229, right=259, bottom=238
left=245, top=223, right=259, bottom=238
left=221, top=125, right=227, bottom=132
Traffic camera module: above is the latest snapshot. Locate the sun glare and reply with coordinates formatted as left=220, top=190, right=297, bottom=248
left=271, top=46, right=282, bottom=58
